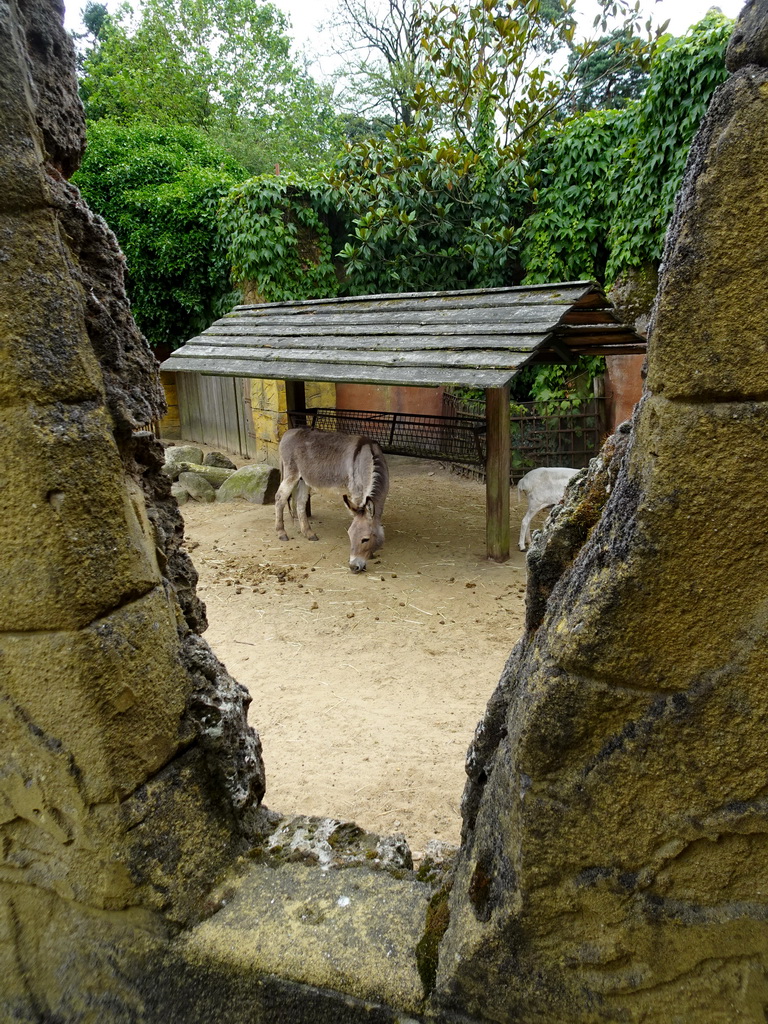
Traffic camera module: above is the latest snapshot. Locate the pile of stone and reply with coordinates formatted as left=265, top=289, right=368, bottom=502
left=163, top=445, right=279, bottom=505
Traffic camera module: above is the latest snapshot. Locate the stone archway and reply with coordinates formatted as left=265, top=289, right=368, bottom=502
left=3, top=0, right=768, bottom=1020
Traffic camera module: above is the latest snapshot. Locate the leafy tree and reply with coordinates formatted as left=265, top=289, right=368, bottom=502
left=79, top=12, right=213, bottom=126
left=327, top=127, right=526, bottom=293
left=336, top=111, right=396, bottom=143
left=567, top=27, right=652, bottom=111
left=520, top=11, right=732, bottom=288
left=72, top=120, right=248, bottom=350
left=325, top=0, right=424, bottom=127
left=81, top=0, right=110, bottom=36
left=413, top=0, right=656, bottom=155
left=78, top=0, right=342, bottom=174
left=319, top=0, right=658, bottom=295
left=71, top=0, right=111, bottom=58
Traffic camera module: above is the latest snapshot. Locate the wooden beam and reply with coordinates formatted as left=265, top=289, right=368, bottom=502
left=232, top=283, right=591, bottom=315
left=161, top=359, right=514, bottom=389
left=173, top=340, right=542, bottom=361
left=546, top=338, right=577, bottom=364
left=485, top=385, right=510, bottom=562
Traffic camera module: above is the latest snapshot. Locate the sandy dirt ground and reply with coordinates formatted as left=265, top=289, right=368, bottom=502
left=178, top=446, right=536, bottom=859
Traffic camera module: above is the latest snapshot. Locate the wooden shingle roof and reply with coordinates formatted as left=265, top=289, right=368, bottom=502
left=161, top=281, right=646, bottom=389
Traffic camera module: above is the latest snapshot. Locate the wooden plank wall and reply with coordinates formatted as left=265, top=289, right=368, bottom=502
left=176, top=372, right=256, bottom=458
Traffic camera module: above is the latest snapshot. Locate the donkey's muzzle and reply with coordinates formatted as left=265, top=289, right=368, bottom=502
left=349, top=559, right=366, bottom=573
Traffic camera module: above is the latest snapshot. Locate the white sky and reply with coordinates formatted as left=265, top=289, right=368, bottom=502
left=277, top=0, right=745, bottom=71
left=63, top=0, right=747, bottom=80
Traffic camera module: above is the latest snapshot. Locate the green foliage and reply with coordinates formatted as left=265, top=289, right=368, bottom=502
left=413, top=0, right=654, bottom=155
left=71, top=0, right=111, bottom=67
left=327, top=126, right=527, bottom=294
left=450, top=354, right=603, bottom=412
left=605, top=11, right=732, bottom=280
left=81, top=0, right=110, bottom=37
left=520, top=107, right=629, bottom=283
left=449, top=355, right=604, bottom=456
left=219, top=173, right=340, bottom=302
left=514, top=357, right=604, bottom=413
left=415, top=0, right=574, bottom=152
left=73, top=119, right=247, bottom=349
left=317, top=0, right=659, bottom=298
left=567, top=27, right=651, bottom=111
left=79, top=12, right=212, bottom=126
left=519, top=11, right=732, bottom=288
left=213, top=10, right=728, bottom=407
left=336, top=112, right=397, bottom=144
left=78, top=0, right=342, bottom=174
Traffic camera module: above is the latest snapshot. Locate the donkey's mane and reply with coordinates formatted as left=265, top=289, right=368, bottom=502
left=354, top=436, right=388, bottom=506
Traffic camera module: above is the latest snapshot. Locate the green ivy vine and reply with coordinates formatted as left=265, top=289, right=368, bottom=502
left=519, top=107, right=630, bottom=284
left=605, top=11, right=732, bottom=281
left=219, top=172, right=340, bottom=302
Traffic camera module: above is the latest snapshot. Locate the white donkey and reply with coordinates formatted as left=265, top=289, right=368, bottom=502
left=275, top=428, right=390, bottom=573
left=517, top=466, right=580, bottom=551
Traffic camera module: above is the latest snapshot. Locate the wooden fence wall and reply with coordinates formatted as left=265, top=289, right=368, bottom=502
left=176, top=373, right=256, bottom=458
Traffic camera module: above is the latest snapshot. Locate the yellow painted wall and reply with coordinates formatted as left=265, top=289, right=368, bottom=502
left=158, top=371, right=181, bottom=438
left=249, top=380, right=336, bottom=466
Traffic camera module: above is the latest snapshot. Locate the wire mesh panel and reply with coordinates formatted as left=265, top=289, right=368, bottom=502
left=507, top=401, right=605, bottom=476
left=288, top=408, right=487, bottom=465
left=288, top=395, right=605, bottom=481
left=442, top=391, right=606, bottom=481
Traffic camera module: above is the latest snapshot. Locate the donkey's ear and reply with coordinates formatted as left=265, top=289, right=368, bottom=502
left=365, top=497, right=375, bottom=519
left=343, top=494, right=359, bottom=514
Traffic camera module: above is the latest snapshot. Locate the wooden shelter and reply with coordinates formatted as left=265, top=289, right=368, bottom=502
left=162, top=281, right=646, bottom=561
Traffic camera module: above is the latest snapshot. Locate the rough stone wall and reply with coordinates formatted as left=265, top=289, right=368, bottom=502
left=4, top=0, right=768, bottom=1020
left=434, top=7, right=768, bottom=1021
left=0, top=0, right=264, bottom=1016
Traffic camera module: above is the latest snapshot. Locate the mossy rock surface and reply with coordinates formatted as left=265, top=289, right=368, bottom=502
left=178, top=472, right=216, bottom=502
left=203, top=451, right=237, bottom=470
left=216, top=465, right=280, bottom=504
left=176, top=463, right=234, bottom=488
left=163, top=447, right=204, bottom=479
left=171, top=482, right=190, bottom=505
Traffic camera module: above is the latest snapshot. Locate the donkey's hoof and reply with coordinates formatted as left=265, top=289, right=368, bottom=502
left=306, top=533, right=319, bottom=542
left=278, top=532, right=289, bottom=542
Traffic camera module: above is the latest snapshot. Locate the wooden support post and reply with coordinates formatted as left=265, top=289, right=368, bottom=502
left=485, top=385, right=510, bottom=562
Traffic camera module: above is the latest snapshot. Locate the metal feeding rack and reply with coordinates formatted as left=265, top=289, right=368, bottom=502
left=288, top=408, right=487, bottom=466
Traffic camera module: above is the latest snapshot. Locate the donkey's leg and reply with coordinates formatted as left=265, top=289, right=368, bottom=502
left=296, top=479, right=318, bottom=540
left=275, top=474, right=298, bottom=541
